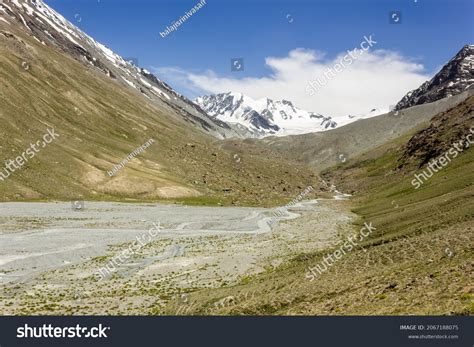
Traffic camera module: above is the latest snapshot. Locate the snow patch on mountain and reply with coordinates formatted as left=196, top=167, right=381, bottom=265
left=195, top=92, right=338, bottom=137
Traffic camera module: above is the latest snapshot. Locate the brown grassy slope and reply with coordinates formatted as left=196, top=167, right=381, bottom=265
left=0, top=24, right=319, bottom=206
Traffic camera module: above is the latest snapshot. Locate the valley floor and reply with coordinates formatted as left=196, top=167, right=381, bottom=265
left=0, top=193, right=471, bottom=316
left=0, top=197, right=354, bottom=315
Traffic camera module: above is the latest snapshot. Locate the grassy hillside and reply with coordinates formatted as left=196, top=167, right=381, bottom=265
left=0, top=25, right=318, bottom=206
left=162, top=97, right=474, bottom=315
left=324, top=96, right=473, bottom=240
left=219, top=90, right=473, bottom=172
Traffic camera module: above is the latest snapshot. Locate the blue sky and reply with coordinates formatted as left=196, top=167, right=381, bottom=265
left=45, top=0, right=474, bottom=115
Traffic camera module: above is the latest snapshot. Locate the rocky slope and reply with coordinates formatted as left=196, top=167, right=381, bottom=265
left=398, top=96, right=474, bottom=168
left=394, top=45, right=474, bottom=111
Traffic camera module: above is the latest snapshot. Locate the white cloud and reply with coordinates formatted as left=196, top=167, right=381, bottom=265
left=153, top=46, right=430, bottom=118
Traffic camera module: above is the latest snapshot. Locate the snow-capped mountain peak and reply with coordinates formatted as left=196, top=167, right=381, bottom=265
left=195, top=92, right=337, bottom=138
